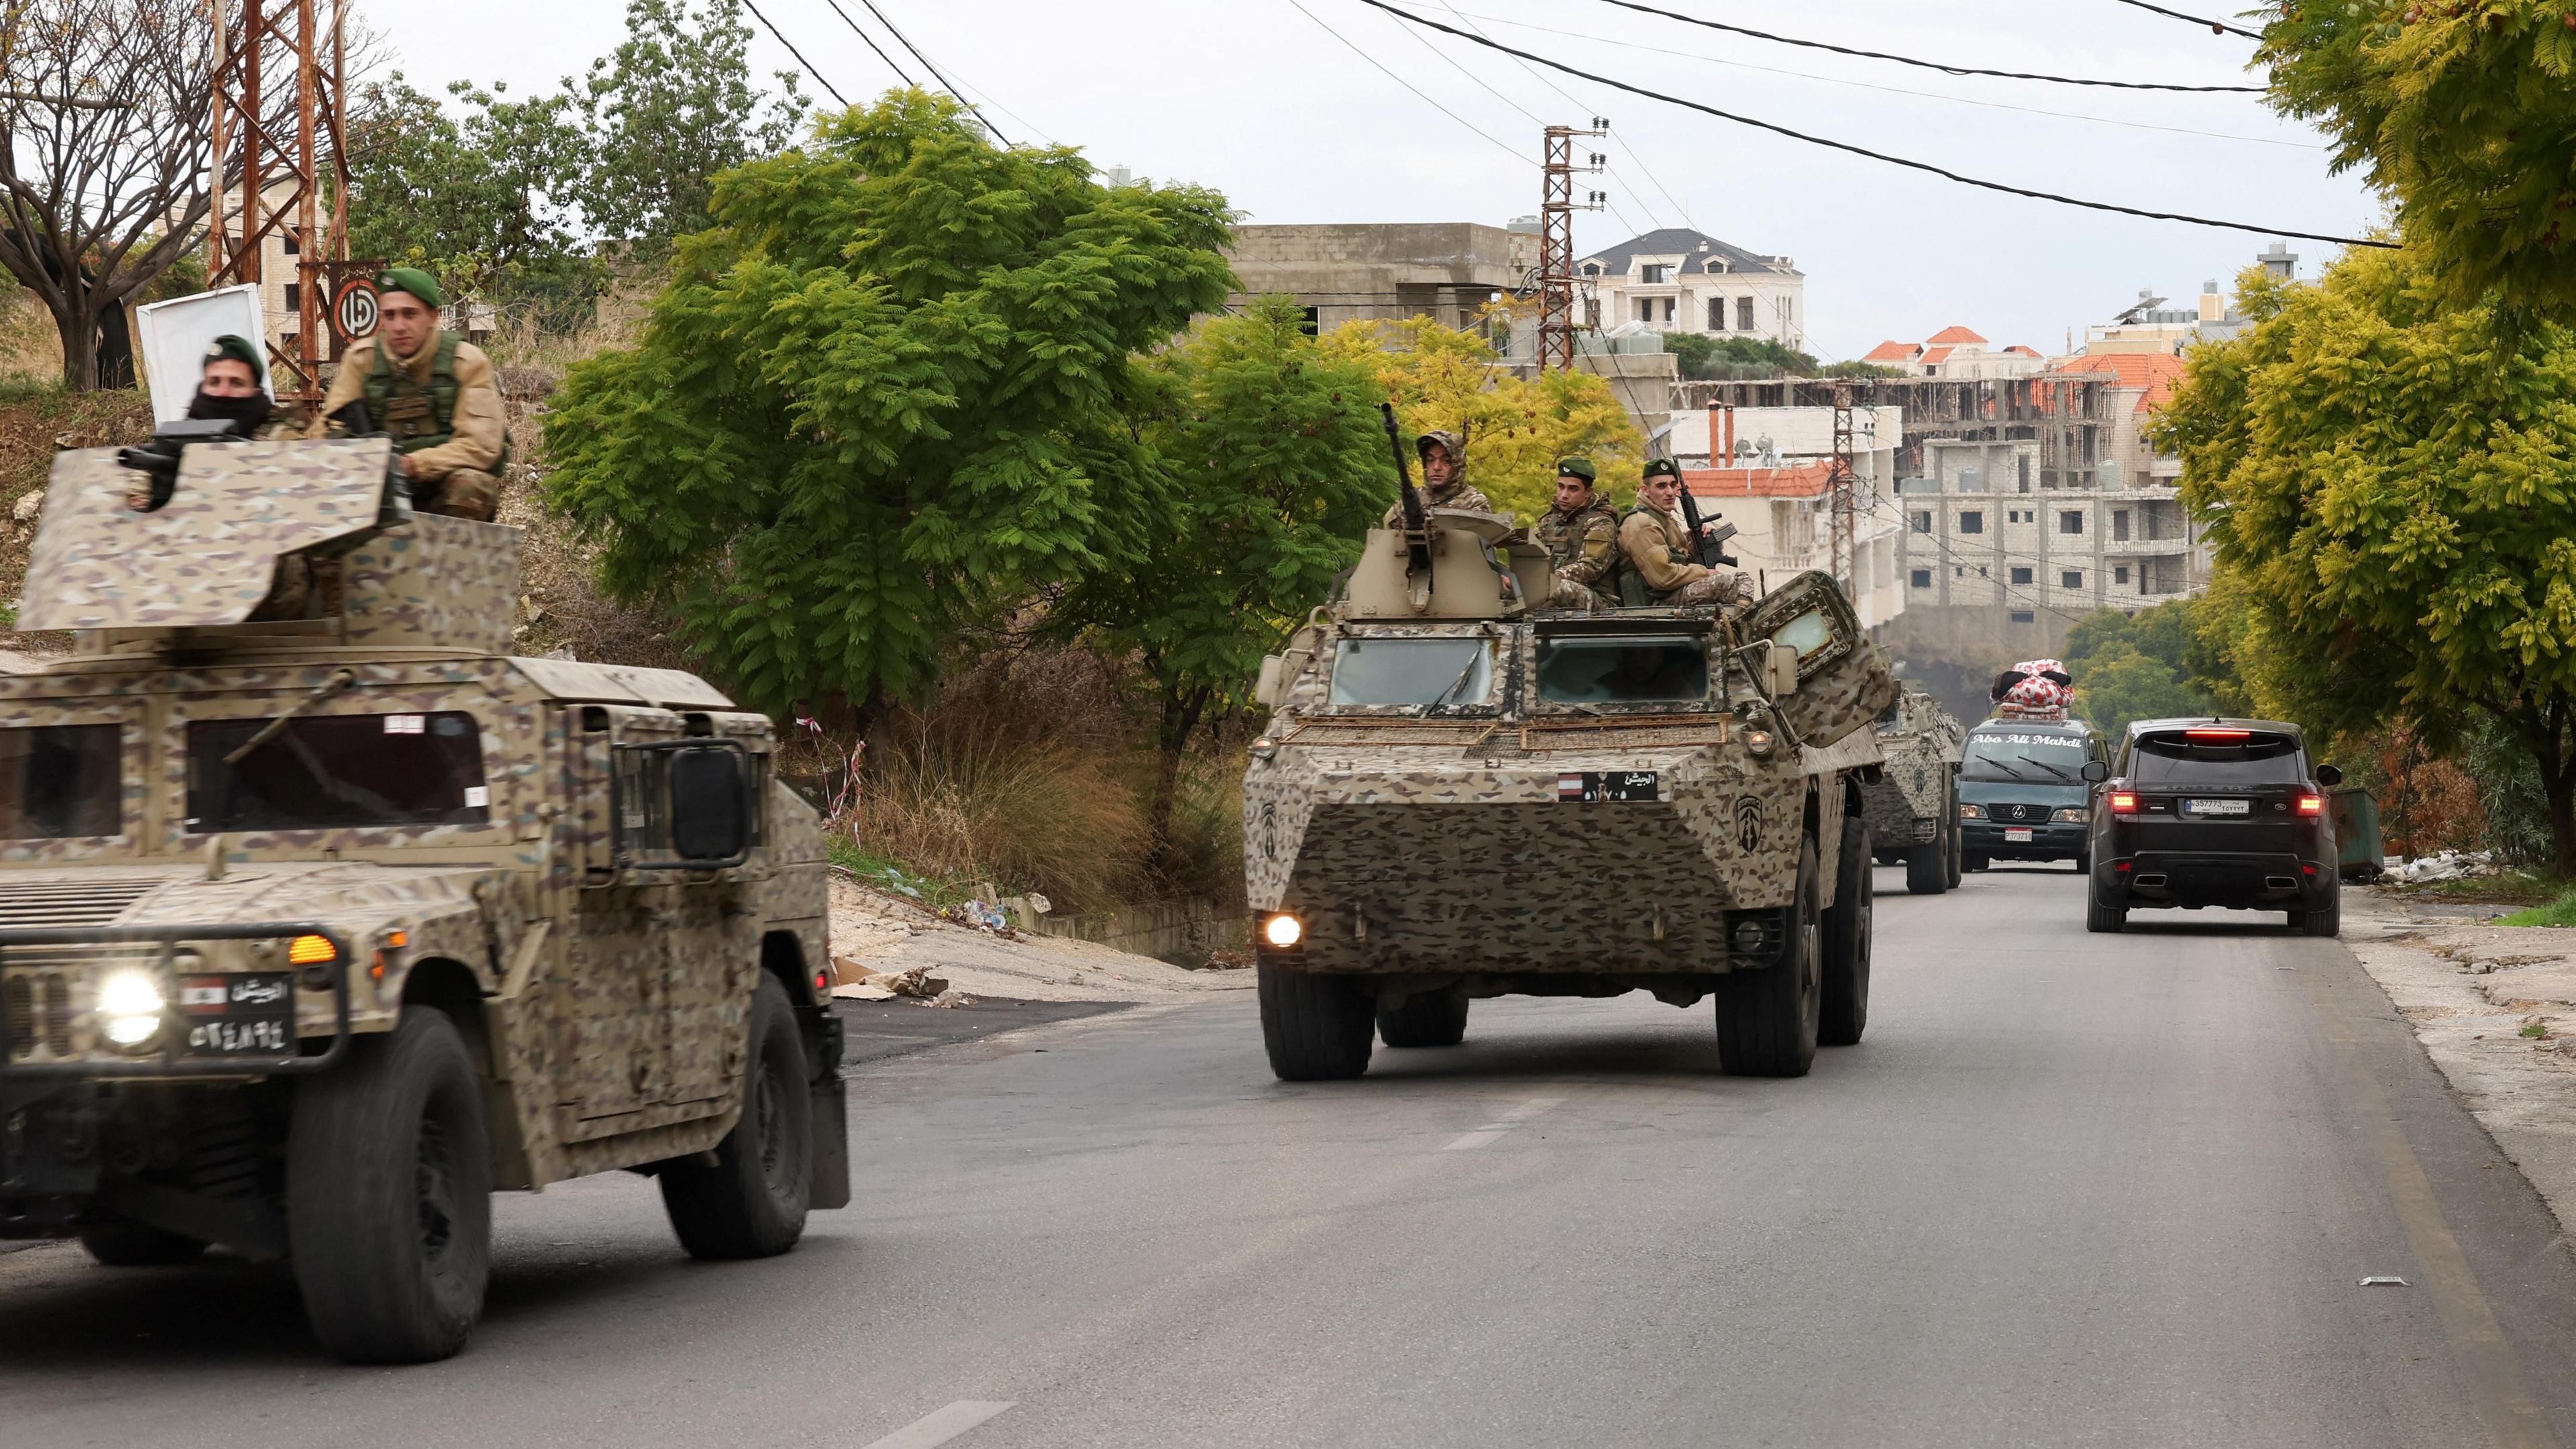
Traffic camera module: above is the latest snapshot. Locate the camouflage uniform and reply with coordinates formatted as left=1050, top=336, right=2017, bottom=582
left=1619, top=499, right=1751, bottom=607
left=1382, top=429, right=1495, bottom=525
left=1536, top=496, right=1622, bottom=610
left=314, top=330, right=508, bottom=522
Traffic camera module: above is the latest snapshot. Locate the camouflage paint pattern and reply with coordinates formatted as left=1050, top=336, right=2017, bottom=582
left=19, top=439, right=397, bottom=631
left=1, top=466, right=828, bottom=1195
left=1244, top=559, right=1891, bottom=985
left=1859, top=685, right=1964, bottom=847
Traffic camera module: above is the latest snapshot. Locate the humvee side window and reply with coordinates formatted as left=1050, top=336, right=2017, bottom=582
left=1535, top=635, right=1709, bottom=704
left=185, top=712, right=490, bottom=832
left=0, top=724, right=120, bottom=839
left=1328, top=639, right=1495, bottom=708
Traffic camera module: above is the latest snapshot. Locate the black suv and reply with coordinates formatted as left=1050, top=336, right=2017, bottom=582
left=2082, top=718, right=2343, bottom=936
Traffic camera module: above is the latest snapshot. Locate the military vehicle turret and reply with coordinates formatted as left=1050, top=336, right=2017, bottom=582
left=1240, top=441, right=1898, bottom=1081
left=1861, top=683, right=1964, bottom=894
left=0, top=431, right=846, bottom=1362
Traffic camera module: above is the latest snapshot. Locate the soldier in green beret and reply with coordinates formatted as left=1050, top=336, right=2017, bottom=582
left=1535, top=455, right=1622, bottom=610
left=1619, top=457, right=1750, bottom=607
left=128, top=335, right=294, bottom=513
left=311, top=266, right=507, bottom=521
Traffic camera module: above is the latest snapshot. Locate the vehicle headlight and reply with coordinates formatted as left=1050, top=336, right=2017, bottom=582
left=96, top=969, right=165, bottom=1048
left=1250, top=737, right=1278, bottom=761
left=1957, top=803, right=1986, bottom=819
left=1742, top=728, right=1775, bottom=758
left=1263, top=913, right=1304, bottom=949
left=2051, top=807, right=2089, bottom=824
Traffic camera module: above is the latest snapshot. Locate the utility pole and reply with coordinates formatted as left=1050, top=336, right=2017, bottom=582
left=1829, top=380, right=1858, bottom=596
left=207, top=0, right=356, bottom=405
left=1537, top=121, right=1606, bottom=374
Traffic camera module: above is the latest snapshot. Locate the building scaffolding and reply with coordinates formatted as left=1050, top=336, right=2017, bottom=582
left=206, top=0, right=354, bottom=404
left=1536, top=121, right=1605, bottom=374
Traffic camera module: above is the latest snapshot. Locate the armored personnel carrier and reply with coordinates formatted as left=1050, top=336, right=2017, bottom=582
left=1861, top=683, right=1964, bottom=894
left=0, top=432, right=846, bottom=1362
left=1241, top=451, right=1898, bottom=1081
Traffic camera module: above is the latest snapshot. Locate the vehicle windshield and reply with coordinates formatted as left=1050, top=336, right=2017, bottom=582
left=184, top=711, right=492, bottom=833
left=2130, top=733, right=2305, bottom=786
left=1534, top=635, right=1709, bottom=704
left=1328, top=638, right=1496, bottom=709
left=1963, top=730, right=2088, bottom=782
left=0, top=724, right=121, bottom=839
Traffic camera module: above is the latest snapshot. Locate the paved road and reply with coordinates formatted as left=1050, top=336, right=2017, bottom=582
left=8, top=866, right=2576, bottom=1448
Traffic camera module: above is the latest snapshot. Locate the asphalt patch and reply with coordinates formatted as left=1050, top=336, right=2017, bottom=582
left=831, top=998, right=1131, bottom=1066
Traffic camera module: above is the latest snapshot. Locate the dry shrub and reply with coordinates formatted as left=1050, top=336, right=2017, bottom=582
left=0, top=293, right=60, bottom=385
left=1156, top=747, right=1246, bottom=906
left=2372, top=726, right=2485, bottom=857
left=854, top=709, right=1151, bottom=911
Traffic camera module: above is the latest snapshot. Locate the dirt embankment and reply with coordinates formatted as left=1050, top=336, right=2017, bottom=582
left=0, top=388, right=154, bottom=648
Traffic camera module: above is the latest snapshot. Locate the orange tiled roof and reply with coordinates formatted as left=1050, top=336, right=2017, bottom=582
left=2047, top=352, right=2189, bottom=413
left=1925, top=325, right=1988, bottom=345
left=2004, top=345, right=2041, bottom=356
left=1862, top=339, right=1920, bottom=363
left=1918, top=345, right=1955, bottom=365
left=1685, top=462, right=1835, bottom=498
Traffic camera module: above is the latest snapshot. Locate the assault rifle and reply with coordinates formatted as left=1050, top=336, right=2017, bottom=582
left=1379, top=403, right=1434, bottom=580
left=1669, top=462, right=1740, bottom=568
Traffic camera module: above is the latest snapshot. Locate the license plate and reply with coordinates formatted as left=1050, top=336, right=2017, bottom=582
left=2004, top=827, right=2034, bottom=843
left=1559, top=771, right=1658, bottom=802
left=2186, top=798, right=2251, bottom=816
left=179, top=972, right=295, bottom=1057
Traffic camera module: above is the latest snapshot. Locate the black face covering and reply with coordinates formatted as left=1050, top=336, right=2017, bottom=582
left=186, top=387, right=274, bottom=433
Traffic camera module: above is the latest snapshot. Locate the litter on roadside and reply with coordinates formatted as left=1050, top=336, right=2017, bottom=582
left=2358, top=1275, right=2409, bottom=1287
left=2384, top=851, right=2496, bottom=883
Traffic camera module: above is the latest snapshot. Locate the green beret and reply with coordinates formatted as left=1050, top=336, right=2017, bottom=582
left=1555, top=455, right=1597, bottom=484
left=1643, top=458, right=1682, bottom=481
left=375, top=266, right=444, bottom=309
left=203, top=333, right=264, bottom=384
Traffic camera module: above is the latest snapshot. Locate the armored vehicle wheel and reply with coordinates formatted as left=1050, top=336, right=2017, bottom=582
left=1377, top=991, right=1468, bottom=1048
left=1945, top=783, right=1964, bottom=889
left=288, top=1007, right=492, bottom=1365
left=2294, top=887, right=2342, bottom=938
left=661, top=974, right=812, bottom=1260
left=1821, top=816, right=1874, bottom=1047
left=2086, top=893, right=2126, bottom=934
left=1258, top=956, right=1375, bottom=1081
left=1904, top=835, right=1947, bottom=895
left=2074, top=849, right=2092, bottom=873
left=79, top=1222, right=206, bottom=1266
left=1964, top=850, right=1990, bottom=873
left=1714, top=838, right=1821, bottom=1077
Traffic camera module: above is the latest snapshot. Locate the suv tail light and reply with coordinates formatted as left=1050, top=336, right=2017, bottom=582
left=2296, top=792, right=2324, bottom=816
left=2108, top=791, right=2138, bottom=814
left=2186, top=729, right=2250, bottom=742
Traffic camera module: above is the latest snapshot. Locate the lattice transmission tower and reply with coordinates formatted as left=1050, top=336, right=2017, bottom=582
left=1536, top=121, right=1606, bottom=374
left=206, top=0, right=357, bottom=404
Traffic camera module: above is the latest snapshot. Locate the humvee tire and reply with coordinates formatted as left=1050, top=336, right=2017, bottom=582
left=1258, top=956, right=1375, bottom=1081
left=1378, top=991, right=1468, bottom=1048
left=1715, top=838, right=1821, bottom=1077
left=78, top=1222, right=207, bottom=1266
left=288, top=1008, right=492, bottom=1364
left=661, top=974, right=812, bottom=1260
left=1821, top=817, right=1873, bottom=1048
left=2086, top=893, right=2126, bottom=934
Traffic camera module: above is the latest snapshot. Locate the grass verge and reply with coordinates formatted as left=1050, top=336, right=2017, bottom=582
left=2502, top=887, right=2576, bottom=926
left=2382, top=870, right=2563, bottom=908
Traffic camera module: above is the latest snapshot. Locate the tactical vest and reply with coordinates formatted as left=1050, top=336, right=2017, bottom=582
left=1615, top=505, right=1693, bottom=608
left=363, top=334, right=508, bottom=468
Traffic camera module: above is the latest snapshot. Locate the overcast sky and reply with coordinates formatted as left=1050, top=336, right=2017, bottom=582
left=370, top=0, right=2382, bottom=362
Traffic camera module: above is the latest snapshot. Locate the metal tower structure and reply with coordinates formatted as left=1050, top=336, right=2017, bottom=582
left=1536, top=121, right=1605, bottom=374
left=1829, top=380, right=1858, bottom=594
left=207, top=0, right=355, bottom=404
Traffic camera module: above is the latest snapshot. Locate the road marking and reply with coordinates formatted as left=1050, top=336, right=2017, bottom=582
left=859, top=1401, right=1015, bottom=1449
left=1442, top=1095, right=1566, bottom=1150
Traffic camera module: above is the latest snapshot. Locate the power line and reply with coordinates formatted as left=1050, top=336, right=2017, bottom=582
left=741, top=0, right=847, bottom=105
left=849, top=0, right=1016, bottom=146
left=1589, top=0, right=2265, bottom=93
left=819, top=0, right=920, bottom=89
left=2108, top=0, right=2263, bottom=41
left=1286, top=0, right=1534, bottom=167
left=1449, top=7, right=2318, bottom=149
left=1358, top=0, right=2392, bottom=250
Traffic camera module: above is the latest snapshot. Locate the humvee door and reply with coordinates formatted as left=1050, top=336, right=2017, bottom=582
left=1739, top=570, right=1897, bottom=749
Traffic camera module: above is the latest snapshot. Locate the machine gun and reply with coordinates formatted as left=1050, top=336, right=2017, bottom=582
left=1670, top=462, right=1740, bottom=568
left=1379, top=403, right=1434, bottom=581
left=115, top=418, right=248, bottom=512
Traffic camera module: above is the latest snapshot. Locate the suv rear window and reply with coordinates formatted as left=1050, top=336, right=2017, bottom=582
left=185, top=712, right=492, bottom=832
left=2130, top=731, right=2304, bottom=786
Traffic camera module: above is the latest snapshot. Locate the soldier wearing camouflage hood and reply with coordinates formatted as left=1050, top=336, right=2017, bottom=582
left=1619, top=458, right=1751, bottom=608
left=1536, top=455, right=1621, bottom=609
left=1381, top=427, right=1495, bottom=526
left=312, top=267, right=507, bottom=522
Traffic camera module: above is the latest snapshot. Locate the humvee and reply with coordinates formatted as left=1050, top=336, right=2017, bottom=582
left=1860, top=683, right=1964, bottom=895
left=1242, top=500, right=1897, bottom=1081
left=0, top=434, right=847, bottom=1363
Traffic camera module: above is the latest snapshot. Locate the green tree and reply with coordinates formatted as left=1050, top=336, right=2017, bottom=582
left=345, top=74, right=592, bottom=313
left=2153, top=244, right=2576, bottom=872
left=2063, top=600, right=2216, bottom=737
left=543, top=93, right=1234, bottom=722
left=1059, top=297, right=1390, bottom=865
left=2261, top=2, right=2576, bottom=315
